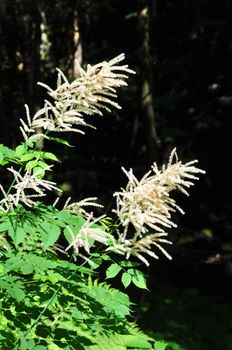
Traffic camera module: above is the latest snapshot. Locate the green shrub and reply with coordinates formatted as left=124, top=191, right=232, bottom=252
left=0, top=54, right=204, bottom=349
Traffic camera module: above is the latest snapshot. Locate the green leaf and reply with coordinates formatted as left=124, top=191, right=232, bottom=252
left=0, top=144, right=17, bottom=165
left=8, top=284, right=25, bottom=302
left=0, top=221, right=11, bottom=232
left=124, top=335, right=151, bottom=348
left=25, top=140, right=36, bottom=148
left=83, top=280, right=131, bottom=317
left=39, top=223, right=61, bottom=248
left=0, top=152, right=4, bottom=163
left=0, top=144, right=16, bottom=161
left=121, top=272, right=131, bottom=288
left=128, top=269, right=148, bottom=289
left=64, top=226, right=73, bottom=244
left=58, top=211, right=86, bottom=229
left=42, top=152, right=59, bottom=161
left=20, top=153, right=34, bottom=162
left=56, top=210, right=73, bottom=223
left=48, top=136, right=73, bottom=147
left=154, top=341, right=168, bottom=350
left=37, top=161, right=50, bottom=169
left=106, top=263, right=122, bottom=279
left=59, top=260, right=93, bottom=275
left=102, top=254, right=110, bottom=261
left=15, top=144, right=26, bottom=157
left=19, top=336, right=35, bottom=350
left=3, top=254, right=22, bottom=273
left=25, top=160, right=38, bottom=170
left=7, top=220, right=18, bottom=241
left=119, top=260, right=141, bottom=267
left=25, top=254, right=58, bottom=271
left=23, top=221, right=36, bottom=235
left=15, top=227, right=27, bottom=245
left=88, top=258, right=102, bottom=270
left=33, top=167, right=45, bottom=178
left=47, top=272, right=65, bottom=283
left=20, top=263, right=34, bottom=274
left=86, top=333, right=151, bottom=350
left=48, top=225, right=61, bottom=247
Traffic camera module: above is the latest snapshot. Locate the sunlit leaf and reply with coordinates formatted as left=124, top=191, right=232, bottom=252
left=154, top=341, right=168, bottom=350
left=15, top=144, right=26, bottom=157
left=120, top=260, right=141, bottom=267
left=25, top=160, right=38, bottom=170
left=106, top=263, right=122, bottom=279
left=39, top=223, right=61, bottom=248
left=42, top=152, right=59, bottom=162
left=128, top=269, right=147, bottom=289
left=20, top=153, right=34, bottom=162
left=33, top=167, right=45, bottom=178
left=15, top=227, right=27, bottom=245
left=0, top=152, right=4, bottom=163
left=49, top=136, right=73, bottom=147
left=121, top=272, right=131, bottom=288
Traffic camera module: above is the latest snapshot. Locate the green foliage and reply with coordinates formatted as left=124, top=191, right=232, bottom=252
left=0, top=142, right=61, bottom=184
left=0, top=249, right=156, bottom=349
left=0, top=126, right=158, bottom=349
left=0, top=49, right=171, bottom=349
left=0, top=202, right=110, bottom=255
left=106, top=261, right=147, bottom=289
left=0, top=144, right=17, bottom=165
left=0, top=192, right=157, bottom=349
left=86, top=333, right=153, bottom=350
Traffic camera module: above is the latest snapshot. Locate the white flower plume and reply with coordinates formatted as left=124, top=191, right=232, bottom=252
left=63, top=196, right=103, bottom=219
left=0, top=167, right=61, bottom=211
left=111, top=148, right=205, bottom=265
left=65, top=214, right=112, bottom=259
left=20, top=53, right=135, bottom=141
left=106, top=232, right=173, bottom=267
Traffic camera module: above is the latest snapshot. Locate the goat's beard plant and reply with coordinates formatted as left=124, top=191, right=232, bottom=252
left=0, top=54, right=205, bottom=350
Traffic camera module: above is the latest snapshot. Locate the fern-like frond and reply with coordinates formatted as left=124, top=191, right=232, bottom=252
left=80, top=277, right=132, bottom=319
left=86, top=332, right=154, bottom=350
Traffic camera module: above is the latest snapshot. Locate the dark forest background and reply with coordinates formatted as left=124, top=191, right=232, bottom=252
left=0, top=1, right=232, bottom=349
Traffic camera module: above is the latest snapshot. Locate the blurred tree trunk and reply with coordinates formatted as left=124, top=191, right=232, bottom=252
left=73, top=8, right=83, bottom=78
left=138, top=0, right=160, bottom=161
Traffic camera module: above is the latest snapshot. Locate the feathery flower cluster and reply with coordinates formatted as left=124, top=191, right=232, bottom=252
left=111, top=148, right=205, bottom=265
left=62, top=149, right=204, bottom=265
left=63, top=196, right=103, bottom=219
left=1, top=55, right=133, bottom=212
left=1, top=54, right=205, bottom=267
left=20, top=54, right=135, bottom=141
left=106, top=232, right=172, bottom=266
left=65, top=214, right=112, bottom=260
left=61, top=197, right=108, bottom=259
left=0, top=167, right=60, bottom=212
